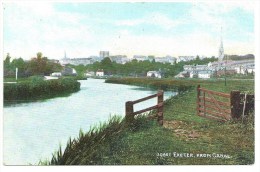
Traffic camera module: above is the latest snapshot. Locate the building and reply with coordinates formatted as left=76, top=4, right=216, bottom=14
left=133, top=55, right=148, bottom=61
left=96, top=69, right=104, bottom=77
left=154, top=57, right=175, bottom=64
left=100, top=51, right=109, bottom=59
left=44, top=76, right=59, bottom=80
left=216, top=69, right=236, bottom=76
left=84, top=71, right=95, bottom=77
left=147, top=71, right=162, bottom=78
left=68, top=58, right=94, bottom=65
left=109, top=55, right=129, bottom=64
left=166, top=56, right=177, bottom=65
left=177, top=56, right=195, bottom=63
left=51, top=72, right=62, bottom=77
left=89, top=56, right=102, bottom=62
left=62, top=67, right=77, bottom=76
left=174, top=71, right=190, bottom=78
left=246, top=66, right=255, bottom=74
left=198, top=70, right=212, bottom=79
left=218, top=27, right=224, bottom=62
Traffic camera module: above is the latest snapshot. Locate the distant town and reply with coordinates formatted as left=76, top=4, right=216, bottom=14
left=48, top=50, right=254, bottom=79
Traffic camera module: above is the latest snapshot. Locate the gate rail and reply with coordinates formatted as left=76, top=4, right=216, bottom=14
left=197, top=85, right=254, bottom=121
left=125, top=90, right=164, bottom=125
left=197, top=85, right=231, bottom=121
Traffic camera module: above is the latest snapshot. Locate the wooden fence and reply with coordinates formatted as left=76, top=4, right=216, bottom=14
left=197, top=85, right=254, bottom=121
left=125, top=90, right=164, bottom=125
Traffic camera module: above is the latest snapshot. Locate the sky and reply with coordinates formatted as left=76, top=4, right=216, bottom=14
left=2, top=1, right=255, bottom=60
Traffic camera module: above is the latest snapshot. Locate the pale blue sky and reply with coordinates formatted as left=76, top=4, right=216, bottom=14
left=3, top=1, right=255, bottom=60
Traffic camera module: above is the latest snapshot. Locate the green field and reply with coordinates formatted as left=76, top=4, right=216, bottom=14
left=44, top=78, right=254, bottom=165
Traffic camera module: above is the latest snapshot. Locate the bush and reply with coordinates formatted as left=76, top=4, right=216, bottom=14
left=105, top=77, right=193, bottom=93
left=4, top=78, right=81, bottom=103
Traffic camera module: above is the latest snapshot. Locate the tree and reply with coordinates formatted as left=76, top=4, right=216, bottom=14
left=4, top=53, right=11, bottom=67
left=101, top=57, right=114, bottom=74
left=74, top=64, right=86, bottom=76
left=11, top=57, right=27, bottom=76
left=37, top=52, right=43, bottom=59
left=4, top=53, right=14, bottom=77
left=27, top=53, right=48, bottom=75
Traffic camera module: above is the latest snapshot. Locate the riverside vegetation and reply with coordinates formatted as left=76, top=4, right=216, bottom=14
left=43, top=77, right=254, bottom=165
left=4, top=76, right=80, bottom=105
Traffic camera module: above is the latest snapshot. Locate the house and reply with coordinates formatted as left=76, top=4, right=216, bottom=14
left=133, top=55, right=148, bottom=61
left=198, top=70, right=212, bottom=79
left=217, top=69, right=236, bottom=76
left=62, top=67, right=77, bottom=76
left=44, top=76, right=59, bottom=80
left=109, top=55, right=129, bottom=64
left=189, top=70, right=198, bottom=78
left=96, top=69, right=104, bottom=77
left=246, top=66, right=255, bottom=74
left=177, top=56, right=195, bottom=63
left=174, top=71, right=190, bottom=78
left=84, top=71, right=95, bottom=77
left=183, top=65, right=195, bottom=71
left=147, top=71, right=162, bottom=78
left=51, top=72, right=62, bottom=77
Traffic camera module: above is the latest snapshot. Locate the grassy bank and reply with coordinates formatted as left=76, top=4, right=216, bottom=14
left=4, top=77, right=80, bottom=105
left=44, top=78, right=254, bottom=165
left=105, top=77, right=196, bottom=93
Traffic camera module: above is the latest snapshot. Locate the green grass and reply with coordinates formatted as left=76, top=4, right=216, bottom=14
left=43, top=78, right=254, bottom=165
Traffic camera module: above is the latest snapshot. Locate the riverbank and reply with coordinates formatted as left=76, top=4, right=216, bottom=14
left=4, top=77, right=80, bottom=105
left=44, top=78, right=254, bottom=165
left=106, top=77, right=254, bottom=93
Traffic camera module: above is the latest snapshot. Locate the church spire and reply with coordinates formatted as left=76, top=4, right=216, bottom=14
left=218, top=27, right=224, bottom=62
left=64, top=51, right=67, bottom=59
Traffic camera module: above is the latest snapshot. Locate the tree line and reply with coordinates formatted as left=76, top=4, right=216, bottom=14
left=4, top=52, right=218, bottom=78
left=4, top=52, right=62, bottom=78
left=71, top=56, right=218, bottom=78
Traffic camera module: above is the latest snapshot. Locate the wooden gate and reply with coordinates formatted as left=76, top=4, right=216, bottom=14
left=197, top=85, right=231, bottom=121
left=125, top=90, right=164, bottom=125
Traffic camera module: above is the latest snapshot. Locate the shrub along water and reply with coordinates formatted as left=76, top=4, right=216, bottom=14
left=4, top=77, right=80, bottom=104
left=105, top=77, right=194, bottom=93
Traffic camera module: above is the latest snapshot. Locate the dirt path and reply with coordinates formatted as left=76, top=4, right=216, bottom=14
left=163, top=120, right=201, bottom=141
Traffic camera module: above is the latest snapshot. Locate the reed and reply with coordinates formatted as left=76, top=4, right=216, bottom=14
left=4, top=77, right=80, bottom=104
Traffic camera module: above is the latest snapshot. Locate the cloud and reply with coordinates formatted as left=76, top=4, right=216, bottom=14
left=3, top=2, right=255, bottom=59
left=116, top=12, right=184, bottom=30
left=102, top=31, right=213, bottom=57
left=192, top=1, right=255, bottom=14
left=3, top=2, right=93, bottom=59
left=103, top=28, right=254, bottom=58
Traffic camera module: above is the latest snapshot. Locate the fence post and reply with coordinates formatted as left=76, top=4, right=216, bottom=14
left=157, top=90, right=164, bottom=126
left=230, top=91, right=241, bottom=119
left=125, top=101, right=134, bottom=124
left=197, top=85, right=201, bottom=116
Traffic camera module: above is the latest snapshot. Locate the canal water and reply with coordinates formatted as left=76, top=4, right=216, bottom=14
left=3, top=79, right=176, bottom=165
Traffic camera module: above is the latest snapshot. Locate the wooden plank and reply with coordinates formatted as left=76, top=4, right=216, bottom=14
left=197, top=85, right=201, bottom=116
left=198, top=113, right=227, bottom=122
left=199, top=88, right=230, bottom=98
left=199, top=97, right=230, bottom=107
left=158, top=112, right=163, bottom=117
left=203, top=92, right=206, bottom=116
left=198, top=102, right=231, bottom=114
left=157, top=102, right=163, bottom=107
left=198, top=107, right=231, bottom=120
left=125, top=101, right=134, bottom=123
left=207, top=93, right=228, bottom=117
left=132, top=93, right=158, bottom=104
left=132, top=104, right=158, bottom=115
